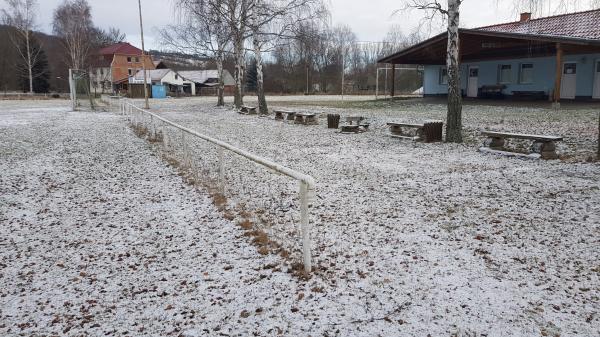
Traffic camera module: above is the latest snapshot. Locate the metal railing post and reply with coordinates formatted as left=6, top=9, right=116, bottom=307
left=182, top=130, right=188, bottom=168
left=218, top=147, right=225, bottom=193
left=299, top=181, right=311, bottom=274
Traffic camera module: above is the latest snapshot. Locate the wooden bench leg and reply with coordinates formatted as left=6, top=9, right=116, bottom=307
left=415, top=128, right=424, bottom=141
left=275, top=112, right=283, bottom=120
left=532, top=141, right=558, bottom=160
left=390, top=125, right=403, bottom=135
left=484, top=137, right=505, bottom=150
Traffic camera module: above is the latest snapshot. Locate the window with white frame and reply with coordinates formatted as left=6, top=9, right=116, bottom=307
left=519, top=63, right=534, bottom=84
left=439, top=67, right=448, bottom=85
left=498, top=64, right=511, bottom=83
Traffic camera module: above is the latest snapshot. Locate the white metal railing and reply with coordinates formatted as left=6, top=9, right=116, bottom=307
left=119, top=99, right=317, bottom=273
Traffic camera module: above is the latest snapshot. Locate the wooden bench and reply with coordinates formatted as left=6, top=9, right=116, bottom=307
left=387, top=120, right=444, bottom=142
left=479, top=130, right=563, bottom=159
left=274, top=109, right=296, bottom=121
left=239, top=105, right=257, bottom=114
left=340, top=125, right=361, bottom=133
left=511, top=91, right=546, bottom=101
left=345, top=116, right=370, bottom=129
left=479, top=85, right=506, bottom=99
left=294, top=112, right=318, bottom=125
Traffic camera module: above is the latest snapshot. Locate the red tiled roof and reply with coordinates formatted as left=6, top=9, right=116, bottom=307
left=477, top=9, right=600, bottom=40
left=98, top=42, right=143, bottom=56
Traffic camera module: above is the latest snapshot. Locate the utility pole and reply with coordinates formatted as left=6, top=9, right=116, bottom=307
left=138, top=0, right=150, bottom=109
left=341, top=45, right=345, bottom=101
left=306, top=63, right=309, bottom=95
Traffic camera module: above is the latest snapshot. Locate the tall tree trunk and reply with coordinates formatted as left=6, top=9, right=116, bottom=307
left=233, top=35, right=244, bottom=109
left=253, top=30, right=268, bottom=114
left=25, top=30, right=33, bottom=94
left=216, top=53, right=225, bottom=107
left=445, top=0, right=462, bottom=143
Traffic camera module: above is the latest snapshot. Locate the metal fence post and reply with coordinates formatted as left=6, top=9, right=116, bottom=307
left=299, top=181, right=311, bottom=274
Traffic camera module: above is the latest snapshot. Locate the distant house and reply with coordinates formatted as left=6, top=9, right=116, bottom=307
left=178, top=70, right=236, bottom=96
left=130, top=69, right=195, bottom=96
left=90, top=42, right=155, bottom=94
left=153, top=61, right=168, bottom=69
left=379, top=10, right=600, bottom=102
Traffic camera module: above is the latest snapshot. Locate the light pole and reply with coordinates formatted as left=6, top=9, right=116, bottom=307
left=138, top=0, right=150, bottom=109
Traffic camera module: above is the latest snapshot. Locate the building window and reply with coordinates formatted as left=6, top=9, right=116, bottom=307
left=127, top=57, right=132, bottom=63
left=128, top=68, right=132, bottom=76
left=498, top=64, right=511, bottom=83
left=563, top=63, right=576, bottom=75
left=519, top=63, right=534, bottom=84
left=134, top=57, right=139, bottom=63
left=175, top=74, right=179, bottom=80
left=439, top=67, right=448, bottom=85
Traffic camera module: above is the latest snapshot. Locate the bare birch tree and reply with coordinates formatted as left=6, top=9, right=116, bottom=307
left=216, top=0, right=252, bottom=109
left=248, top=0, right=327, bottom=114
left=162, top=0, right=231, bottom=106
left=407, top=0, right=463, bottom=143
left=52, top=0, right=94, bottom=71
left=1, top=0, right=39, bottom=94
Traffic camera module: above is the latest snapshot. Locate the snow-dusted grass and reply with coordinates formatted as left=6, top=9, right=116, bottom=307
left=1, top=97, right=599, bottom=336
left=144, top=96, right=599, bottom=336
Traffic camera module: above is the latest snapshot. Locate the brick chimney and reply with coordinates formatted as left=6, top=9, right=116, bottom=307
left=520, top=12, right=532, bottom=22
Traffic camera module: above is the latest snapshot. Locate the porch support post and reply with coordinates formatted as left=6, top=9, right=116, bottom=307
left=553, top=43, right=563, bottom=106
left=390, top=63, right=396, bottom=99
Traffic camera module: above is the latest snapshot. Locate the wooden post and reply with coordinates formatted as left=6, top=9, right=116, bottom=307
left=390, top=63, right=396, bottom=99
left=553, top=43, right=563, bottom=106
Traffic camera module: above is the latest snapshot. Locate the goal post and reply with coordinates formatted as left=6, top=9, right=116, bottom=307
left=69, top=69, right=96, bottom=111
left=375, top=66, right=422, bottom=99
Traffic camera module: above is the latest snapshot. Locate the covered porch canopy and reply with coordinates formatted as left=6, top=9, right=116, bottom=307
left=378, top=28, right=600, bottom=101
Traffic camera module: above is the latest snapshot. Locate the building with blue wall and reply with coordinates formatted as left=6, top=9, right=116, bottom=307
left=379, top=10, right=600, bottom=101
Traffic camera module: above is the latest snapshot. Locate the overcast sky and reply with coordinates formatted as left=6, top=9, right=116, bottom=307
left=0, top=0, right=596, bottom=50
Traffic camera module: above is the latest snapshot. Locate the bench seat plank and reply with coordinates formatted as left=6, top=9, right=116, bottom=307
left=296, top=112, right=317, bottom=117
left=388, top=134, right=421, bottom=141
left=387, top=122, right=424, bottom=128
left=481, top=131, right=563, bottom=142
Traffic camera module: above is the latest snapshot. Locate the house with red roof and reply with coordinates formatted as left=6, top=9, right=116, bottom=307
left=379, top=9, right=600, bottom=102
left=90, top=42, right=155, bottom=94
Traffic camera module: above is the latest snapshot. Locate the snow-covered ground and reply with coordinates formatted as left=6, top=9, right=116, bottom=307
left=1, top=97, right=599, bottom=336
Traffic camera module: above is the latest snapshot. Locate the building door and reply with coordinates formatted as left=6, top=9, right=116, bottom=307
left=467, top=67, right=479, bottom=98
left=560, top=62, right=577, bottom=99
left=593, top=60, right=600, bottom=99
